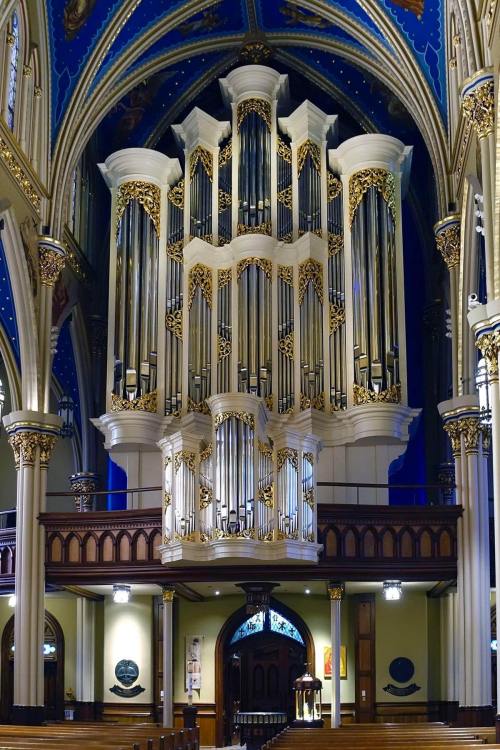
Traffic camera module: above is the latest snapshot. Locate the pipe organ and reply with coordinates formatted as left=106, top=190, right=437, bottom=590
left=99, top=65, right=412, bottom=565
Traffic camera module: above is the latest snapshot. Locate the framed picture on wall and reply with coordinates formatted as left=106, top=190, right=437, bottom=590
left=324, top=645, right=347, bottom=680
left=185, top=635, right=202, bottom=691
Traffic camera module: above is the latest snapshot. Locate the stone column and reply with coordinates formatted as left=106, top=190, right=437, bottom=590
left=3, top=416, right=61, bottom=724
left=328, top=582, right=345, bottom=728
left=75, top=597, right=96, bottom=719
left=434, top=216, right=460, bottom=395
left=439, top=399, right=492, bottom=725
left=37, top=237, right=66, bottom=412
left=162, top=586, right=175, bottom=728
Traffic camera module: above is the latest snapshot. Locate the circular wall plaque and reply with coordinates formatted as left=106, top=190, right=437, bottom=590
left=388, top=657, right=414, bottom=684
left=115, top=659, right=139, bottom=687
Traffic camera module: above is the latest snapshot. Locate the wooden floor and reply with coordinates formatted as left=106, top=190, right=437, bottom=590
left=0, top=722, right=198, bottom=750
left=263, top=723, right=498, bottom=749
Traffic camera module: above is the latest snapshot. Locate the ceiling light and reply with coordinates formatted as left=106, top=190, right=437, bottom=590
left=113, top=584, right=131, bottom=604
left=383, top=581, right=402, bottom=601
left=8, top=594, right=15, bottom=608
left=305, top=588, right=311, bottom=595
left=215, top=590, right=220, bottom=596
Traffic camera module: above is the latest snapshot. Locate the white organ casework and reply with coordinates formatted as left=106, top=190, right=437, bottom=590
left=94, top=65, right=417, bottom=565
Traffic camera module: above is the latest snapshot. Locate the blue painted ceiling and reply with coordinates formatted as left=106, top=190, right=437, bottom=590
left=46, top=0, right=446, bottom=146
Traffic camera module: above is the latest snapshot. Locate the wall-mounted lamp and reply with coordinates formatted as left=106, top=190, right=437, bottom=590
left=58, top=394, right=75, bottom=438
left=8, top=594, right=15, bottom=608
left=383, top=581, right=402, bottom=601
left=113, top=584, right=131, bottom=604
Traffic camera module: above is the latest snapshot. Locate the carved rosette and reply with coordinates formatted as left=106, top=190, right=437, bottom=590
left=476, top=330, right=500, bottom=381
left=38, top=238, right=66, bottom=287
left=434, top=216, right=460, bottom=270
left=8, top=430, right=58, bottom=468
left=115, top=180, right=161, bottom=236
left=349, top=168, right=395, bottom=226
left=111, top=390, right=157, bottom=412
left=462, top=75, right=495, bottom=139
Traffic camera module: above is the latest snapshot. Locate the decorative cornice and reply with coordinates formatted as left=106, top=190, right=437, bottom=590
left=349, top=168, right=395, bottom=226
left=115, top=180, right=161, bottom=235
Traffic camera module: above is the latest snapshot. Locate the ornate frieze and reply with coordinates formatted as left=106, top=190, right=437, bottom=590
left=165, top=309, right=182, bottom=340
left=188, top=263, right=212, bottom=309
left=298, top=259, right=323, bottom=304
left=349, top=168, right=395, bottom=226
left=237, top=98, right=272, bottom=131
left=278, top=265, right=293, bottom=285
left=297, top=139, right=321, bottom=174
left=353, top=383, right=401, bottom=405
left=167, top=179, right=184, bottom=208
left=327, top=172, right=342, bottom=200
left=190, top=145, right=213, bottom=181
left=214, top=411, right=255, bottom=430
left=462, top=76, right=495, bottom=139
left=218, top=335, right=232, bottom=360
left=329, top=303, right=345, bottom=334
left=434, top=216, right=460, bottom=270
left=278, top=332, right=294, bottom=360
left=328, top=233, right=343, bottom=256
left=277, top=447, right=298, bottom=471
left=0, top=136, right=41, bottom=212
left=110, top=390, right=157, bottom=412
left=115, top=180, right=161, bottom=235
left=237, top=257, right=272, bottom=280
left=174, top=450, right=196, bottom=473
left=476, top=330, right=500, bottom=380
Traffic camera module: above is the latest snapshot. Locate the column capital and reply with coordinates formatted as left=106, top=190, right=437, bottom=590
left=434, top=214, right=460, bottom=270
left=38, top=236, right=66, bottom=287
left=328, top=582, right=345, bottom=601
left=3, top=411, right=61, bottom=467
left=443, top=415, right=487, bottom=455
left=476, top=330, right=500, bottom=381
left=162, top=585, right=176, bottom=603
left=461, top=69, right=495, bottom=140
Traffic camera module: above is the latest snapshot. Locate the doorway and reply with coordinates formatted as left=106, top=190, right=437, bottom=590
left=216, top=601, right=314, bottom=747
left=1, top=611, right=65, bottom=722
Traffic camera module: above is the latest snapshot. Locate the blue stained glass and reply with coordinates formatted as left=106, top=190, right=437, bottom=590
left=270, top=610, right=304, bottom=644
left=7, top=12, right=20, bottom=131
left=230, top=612, right=264, bottom=644
left=229, top=609, right=304, bottom=645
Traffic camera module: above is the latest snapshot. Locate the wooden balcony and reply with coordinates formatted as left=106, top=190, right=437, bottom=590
left=28, top=503, right=461, bottom=585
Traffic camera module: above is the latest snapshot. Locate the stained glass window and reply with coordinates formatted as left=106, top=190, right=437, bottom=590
left=7, top=11, right=20, bottom=131
left=229, top=609, right=304, bottom=645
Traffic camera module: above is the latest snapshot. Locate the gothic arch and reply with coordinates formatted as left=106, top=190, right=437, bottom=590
left=214, top=598, right=315, bottom=747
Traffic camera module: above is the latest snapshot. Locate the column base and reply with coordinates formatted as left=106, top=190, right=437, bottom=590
left=10, top=705, right=44, bottom=725
left=74, top=702, right=96, bottom=721
left=456, top=705, right=494, bottom=727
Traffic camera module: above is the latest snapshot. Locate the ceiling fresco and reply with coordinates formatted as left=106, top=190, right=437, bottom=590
left=46, top=0, right=447, bottom=145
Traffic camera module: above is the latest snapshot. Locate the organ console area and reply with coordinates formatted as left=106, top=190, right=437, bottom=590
left=97, top=64, right=413, bottom=565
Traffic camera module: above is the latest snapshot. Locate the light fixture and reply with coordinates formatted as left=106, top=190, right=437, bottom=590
left=8, top=594, right=15, bottom=608
left=113, top=584, right=131, bottom=603
left=237, top=582, right=278, bottom=615
left=383, top=581, right=402, bottom=601
left=305, top=588, right=311, bottom=595
left=491, top=639, right=497, bottom=652
left=215, top=590, right=220, bottom=596
left=58, top=394, right=75, bottom=438
left=476, top=358, right=491, bottom=426
left=0, top=378, right=5, bottom=422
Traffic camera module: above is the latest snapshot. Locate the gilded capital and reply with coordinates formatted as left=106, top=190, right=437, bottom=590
left=444, top=416, right=484, bottom=455
left=462, top=74, right=495, bottom=140
left=476, top=331, right=500, bottom=381
left=443, top=420, right=462, bottom=456
left=328, top=582, right=345, bottom=601
left=162, top=586, right=175, bottom=603
left=38, top=237, right=66, bottom=287
left=7, top=430, right=57, bottom=467
left=434, top=216, right=460, bottom=270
